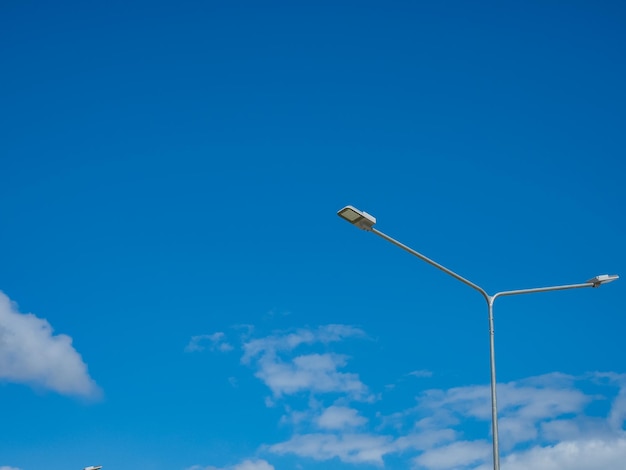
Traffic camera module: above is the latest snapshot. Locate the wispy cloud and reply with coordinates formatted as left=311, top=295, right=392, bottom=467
left=404, top=373, right=626, bottom=469
left=409, top=369, right=433, bottom=378
left=0, top=291, right=100, bottom=398
left=269, top=428, right=457, bottom=466
left=413, top=373, right=596, bottom=450
left=317, top=405, right=368, bottom=430
left=415, top=440, right=492, bottom=469
left=268, top=374, right=626, bottom=470
left=269, top=432, right=394, bottom=465
left=599, top=372, right=626, bottom=431
left=475, top=437, right=626, bottom=470
left=185, top=332, right=233, bottom=353
left=185, top=459, right=274, bottom=470
left=268, top=371, right=626, bottom=468
left=200, top=323, right=626, bottom=469
left=255, top=352, right=369, bottom=400
left=242, top=325, right=371, bottom=401
left=242, top=324, right=366, bottom=363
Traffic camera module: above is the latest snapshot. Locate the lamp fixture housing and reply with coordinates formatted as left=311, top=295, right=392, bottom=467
left=337, top=205, right=377, bottom=231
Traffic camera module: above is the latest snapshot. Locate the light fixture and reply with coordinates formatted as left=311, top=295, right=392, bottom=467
left=337, top=205, right=377, bottom=231
left=587, top=274, right=619, bottom=287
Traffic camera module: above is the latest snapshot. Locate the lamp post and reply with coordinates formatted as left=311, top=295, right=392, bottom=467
left=337, top=205, right=618, bottom=470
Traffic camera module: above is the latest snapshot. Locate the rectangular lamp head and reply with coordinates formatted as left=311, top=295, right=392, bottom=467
left=337, top=205, right=377, bottom=231
left=586, top=274, right=619, bottom=287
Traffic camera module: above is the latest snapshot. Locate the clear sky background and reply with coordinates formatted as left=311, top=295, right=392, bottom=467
left=1, top=1, right=625, bottom=469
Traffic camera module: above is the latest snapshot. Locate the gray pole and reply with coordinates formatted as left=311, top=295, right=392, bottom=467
left=337, top=204, right=618, bottom=470
left=487, top=297, right=500, bottom=470
left=367, top=228, right=608, bottom=470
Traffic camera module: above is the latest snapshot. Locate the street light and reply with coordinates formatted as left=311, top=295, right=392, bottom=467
left=337, top=205, right=618, bottom=470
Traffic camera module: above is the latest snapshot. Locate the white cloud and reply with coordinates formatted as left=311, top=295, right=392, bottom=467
left=203, top=322, right=626, bottom=470
left=185, top=332, right=233, bottom=352
left=242, top=324, right=365, bottom=363
left=415, top=373, right=592, bottom=449
left=255, top=352, right=369, bottom=399
left=605, top=375, right=626, bottom=431
left=0, top=291, right=100, bottom=398
left=414, top=440, right=492, bottom=469
left=474, top=437, right=626, bottom=470
left=0, top=466, right=22, bottom=470
left=393, top=428, right=458, bottom=451
left=232, top=461, right=274, bottom=470
left=270, top=410, right=456, bottom=464
left=185, top=460, right=274, bottom=470
left=268, top=370, right=626, bottom=469
left=409, top=370, right=433, bottom=378
left=241, top=325, right=370, bottom=401
left=404, top=372, right=626, bottom=469
left=269, top=428, right=458, bottom=465
left=317, top=405, right=368, bottom=430
left=270, top=432, right=393, bottom=464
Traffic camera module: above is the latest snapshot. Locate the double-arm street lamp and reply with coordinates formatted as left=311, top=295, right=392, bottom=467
left=337, top=205, right=618, bottom=470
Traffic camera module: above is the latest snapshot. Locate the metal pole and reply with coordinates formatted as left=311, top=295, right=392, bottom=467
left=487, top=297, right=500, bottom=470
left=370, top=228, right=488, bottom=299
left=342, top=217, right=615, bottom=470
left=372, top=227, right=501, bottom=469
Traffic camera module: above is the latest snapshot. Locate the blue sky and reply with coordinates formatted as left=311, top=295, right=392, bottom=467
left=1, top=1, right=625, bottom=469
